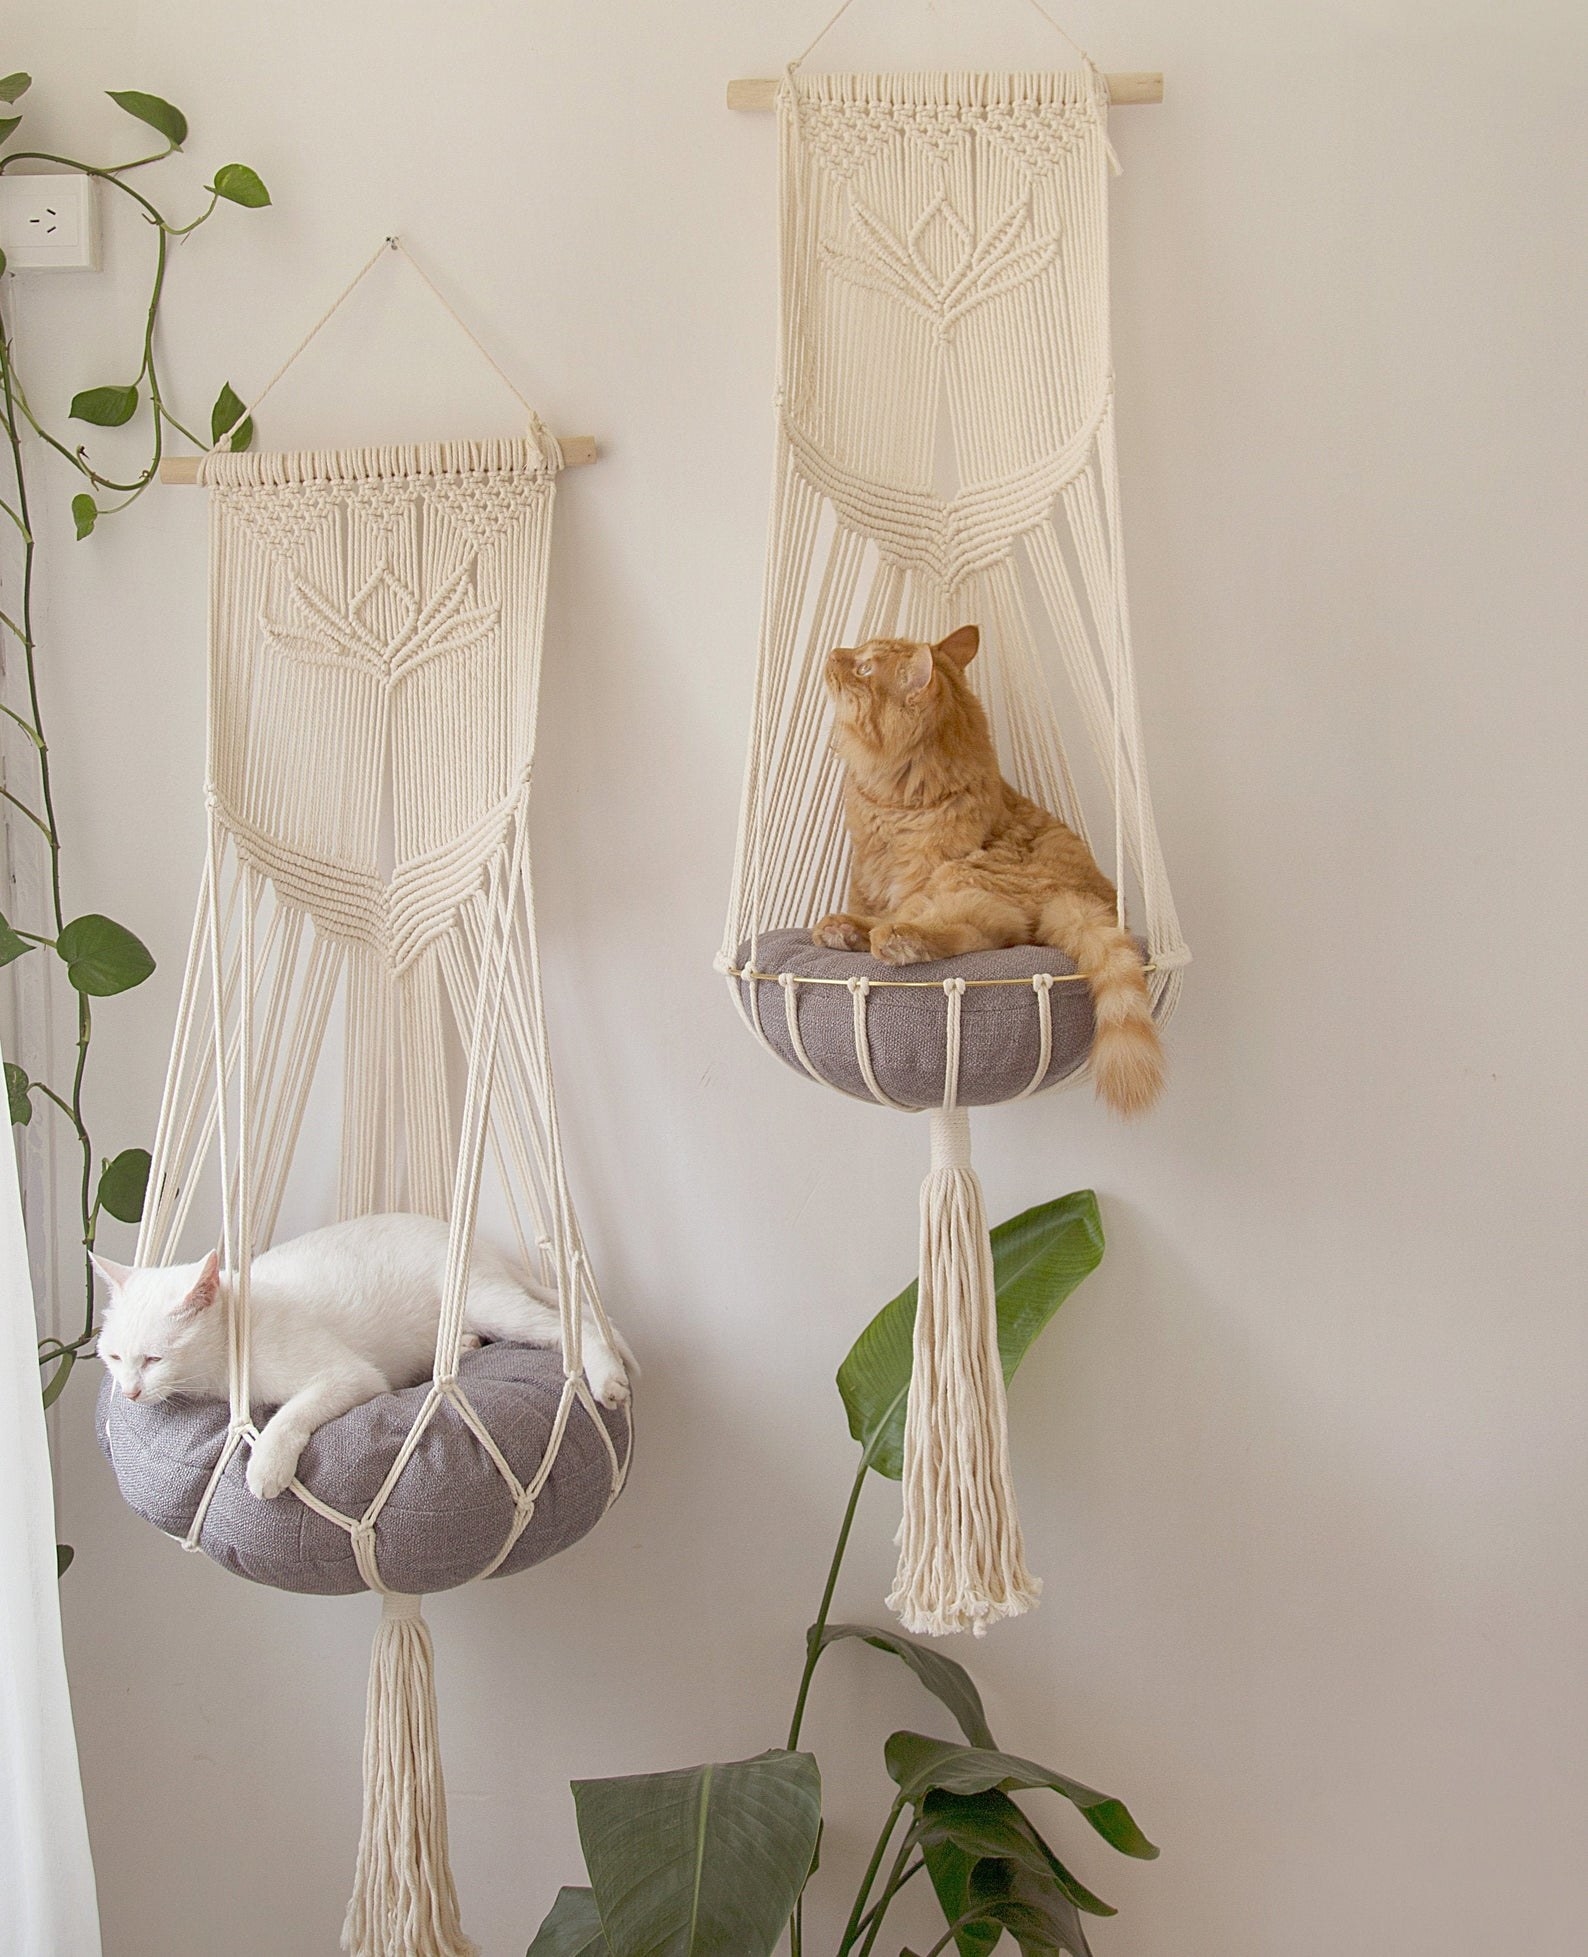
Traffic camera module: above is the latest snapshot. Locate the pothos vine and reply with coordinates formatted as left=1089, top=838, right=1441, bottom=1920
left=0, top=72, right=269, bottom=1568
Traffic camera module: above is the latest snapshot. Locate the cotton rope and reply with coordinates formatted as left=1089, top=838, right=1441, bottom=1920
left=134, top=253, right=622, bottom=1952
left=720, top=60, right=1188, bottom=1635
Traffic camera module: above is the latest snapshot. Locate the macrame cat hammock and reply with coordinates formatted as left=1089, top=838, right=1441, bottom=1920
left=720, top=15, right=1188, bottom=1636
left=97, top=240, right=629, bottom=1957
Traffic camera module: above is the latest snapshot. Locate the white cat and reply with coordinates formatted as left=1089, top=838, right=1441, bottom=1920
left=94, top=1212, right=632, bottom=1502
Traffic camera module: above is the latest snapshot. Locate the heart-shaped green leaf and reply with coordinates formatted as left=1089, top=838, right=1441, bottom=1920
left=56, top=914, right=155, bottom=996
left=41, top=1348, right=74, bottom=1409
left=574, top=1750, right=820, bottom=1957
left=6, top=1061, right=31, bottom=1127
left=0, top=116, right=20, bottom=147
left=210, top=381, right=253, bottom=453
left=56, top=1543, right=74, bottom=1578
left=97, top=1147, right=151, bottom=1224
left=71, top=493, right=98, bottom=541
left=527, top=1887, right=612, bottom=1956
left=884, top=1734, right=1157, bottom=1860
left=0, top=73, right=30, bottom=104
left=810, top=1624, right=994, bottom=1747
left=70, top=384, right=139, bottom=428
left=838, top=1192, right=1105, bottom=1479
left=0, top=911, right=34, bottom=967
left=106, top=90, right=187, bottom=147
left=211, top=163, right=270, bottom=208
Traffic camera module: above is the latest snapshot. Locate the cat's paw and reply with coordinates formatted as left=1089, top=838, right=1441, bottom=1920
left=246, top=1428, right=304, bottom=1501
left=813, top=913, right=872, bottom=952
left=459, top=1332, right=483, bottom=1351
left=871, top=923, right=935, bottom=965
left=584, top=1341, right=631, bottom=1411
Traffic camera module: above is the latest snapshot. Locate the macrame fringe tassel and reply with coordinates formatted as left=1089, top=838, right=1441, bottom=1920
left=888, top=1108, right=1041, bottom=1638
left=343, top=1592, right=475, bottom=1957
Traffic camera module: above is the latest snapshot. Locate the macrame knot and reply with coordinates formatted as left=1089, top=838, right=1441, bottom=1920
left=929, top=1104, right=973, bottom=1173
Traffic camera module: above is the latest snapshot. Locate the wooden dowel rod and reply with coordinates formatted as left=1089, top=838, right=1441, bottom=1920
left=158, top=435, right=600, bottom=484
left=727, top=71, right=1162, bottom=110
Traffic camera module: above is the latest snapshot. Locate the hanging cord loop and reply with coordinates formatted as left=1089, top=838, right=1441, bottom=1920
left=203, top=233, right=557, bottom=468
left=792, top=0, right=1096, bottom=70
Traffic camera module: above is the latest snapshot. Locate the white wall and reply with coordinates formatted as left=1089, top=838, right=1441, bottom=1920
left=8, top=0, right=1586, bottom=1951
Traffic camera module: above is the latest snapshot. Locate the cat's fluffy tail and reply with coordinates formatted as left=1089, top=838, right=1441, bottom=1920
left=1039, top=891, right=1165, bottom=1118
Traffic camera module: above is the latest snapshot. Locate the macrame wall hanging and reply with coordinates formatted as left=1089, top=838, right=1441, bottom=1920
left=98, top=240, right=628, bottom=1957
left=721, top=9, right=1187, bottom=1636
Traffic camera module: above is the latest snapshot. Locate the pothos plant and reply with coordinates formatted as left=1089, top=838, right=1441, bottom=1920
left=0, top=71, right=270, bottom=1569
left=528, top=1193, right=1158, bottom=1957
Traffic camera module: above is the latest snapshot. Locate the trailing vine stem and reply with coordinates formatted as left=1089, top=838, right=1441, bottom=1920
left=0, top=73, right=270, bottom=1463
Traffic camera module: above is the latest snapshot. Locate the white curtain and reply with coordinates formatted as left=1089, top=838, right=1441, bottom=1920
left=0, top=1027, right=101, bottom=1956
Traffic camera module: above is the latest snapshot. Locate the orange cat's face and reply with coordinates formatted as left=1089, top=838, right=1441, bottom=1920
left=826, top=627, right=980, bottom=758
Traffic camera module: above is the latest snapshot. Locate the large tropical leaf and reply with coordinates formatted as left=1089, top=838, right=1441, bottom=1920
left=884, top=1733, right=1157, bottom=1860
left=967, top=1858, right=1095, bottom=1957
left=922, top=1837, right=1004, bottom=1957
left=837, top=1193, right=1104, bottom=1478
left=916, top=1791, right=1114, bottom=1916
left=573, top=1749, right=820, bottom=1957
left=527, top=1886, right=611, bottom=1956
left=811, top=1623, right=994, bottom=1747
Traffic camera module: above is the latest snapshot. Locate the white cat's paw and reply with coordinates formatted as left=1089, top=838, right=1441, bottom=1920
left=459, top=1332, right=483, bottom=1351
left=584, top=1341, right=631, bottom=1411
left=247, top=1428, right=303, bottom=1500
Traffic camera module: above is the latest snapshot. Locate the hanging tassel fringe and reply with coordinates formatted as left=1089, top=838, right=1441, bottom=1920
left=888, top=1108, right=1041, bottom=1638
left=343, top=1592, right=475, bottom=1957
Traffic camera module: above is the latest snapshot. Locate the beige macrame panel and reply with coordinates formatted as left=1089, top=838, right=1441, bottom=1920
left=722, top=66, right=1188, bottom=1102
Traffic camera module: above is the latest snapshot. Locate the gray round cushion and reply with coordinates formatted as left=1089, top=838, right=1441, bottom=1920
left=97, top=1341, right=630, bottom=1597
left=735, top=928, right=1101, bottom=1109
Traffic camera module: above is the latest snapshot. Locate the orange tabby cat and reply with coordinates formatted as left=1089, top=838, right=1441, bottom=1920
left=813, top=625, right=1163, bottom=1117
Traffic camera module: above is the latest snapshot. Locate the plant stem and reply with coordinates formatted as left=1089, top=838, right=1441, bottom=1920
left=834, top=1796, right=907, bottom=1957
left=851, top=1828, right=919, bottom=1957
left=852, top=1859, right=923, bottom=1936
left=788, top=1452, right=870, bottom=1751
left=919, top=1910, right=988, bottom=1957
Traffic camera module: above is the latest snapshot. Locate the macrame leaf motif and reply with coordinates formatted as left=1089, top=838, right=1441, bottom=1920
left=262, top=556, right=500, bottom=683
left=822, top=189, right=1061, bottom=340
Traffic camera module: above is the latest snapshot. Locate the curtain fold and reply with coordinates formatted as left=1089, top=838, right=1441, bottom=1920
left=0, top=1025, right=101, bottom=1957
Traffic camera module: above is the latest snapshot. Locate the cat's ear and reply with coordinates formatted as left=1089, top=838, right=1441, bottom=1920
left=179, top=1250, right=222, bottom=1316
left=90, top=1252, right=133, bottom=1295
left=935, top=625, right=980, bottom=670
left=901, top=644, right=936, bottom=695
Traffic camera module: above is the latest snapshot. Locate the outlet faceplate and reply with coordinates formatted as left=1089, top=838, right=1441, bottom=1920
left=0, top=174, right=100, bottom=271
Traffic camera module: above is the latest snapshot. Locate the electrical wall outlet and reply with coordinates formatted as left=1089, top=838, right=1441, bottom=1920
left=0, top=174, right=100, bottom=271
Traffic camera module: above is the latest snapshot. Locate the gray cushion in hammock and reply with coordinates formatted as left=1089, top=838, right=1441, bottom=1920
left=735, top=928, right=1105, bottom=1109
left=96, top=1341, right=630, bottom=1598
